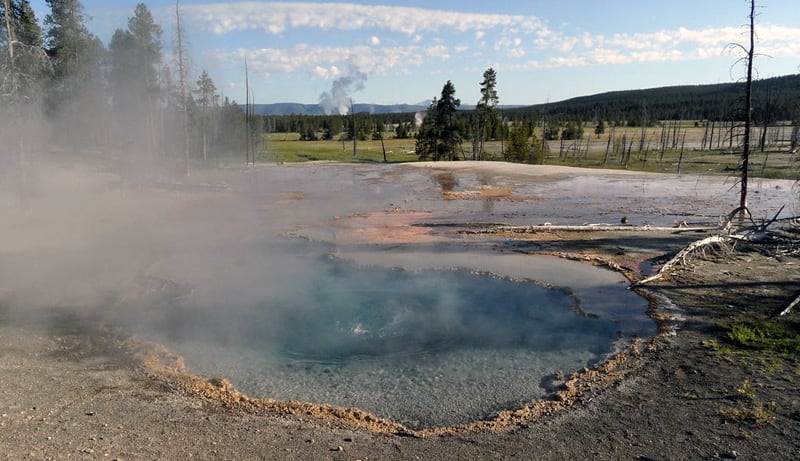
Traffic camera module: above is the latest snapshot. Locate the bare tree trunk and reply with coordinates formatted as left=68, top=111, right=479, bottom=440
left=376, top=123, right=386, bottom=162
left=478, top=118, right=485, bottom=161
left=471, top=119, right=478, bottom=161
left=638, top=105, right=647, bottom=152
left=350, top=98, right=356, bottom=158
left=3, top=0, right=28, bottom=209
left=625, top=138, right=633, bottom=168
left=176, top=1, right=190, bottom=176
left=245, top=57, right=251, bottom=165
left=740, top=0, right=755, bottom=216
left=202, top=102, right=208, bottom=162
left=709, top=120, right=715, bottom=150
left=247, top=89, right=261, bottom=166
left=500, top=119, right=505, bottom=159
left=701, top=121, right=709, bottom=150
left=759, top=84, right=771, bottom=152
left=603, top=123, right=614, bottom=164
left=203, top=129, right=208, bottom=162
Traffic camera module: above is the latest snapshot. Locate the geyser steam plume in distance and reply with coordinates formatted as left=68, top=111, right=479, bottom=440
left=319, top=63, right=367, bottom=115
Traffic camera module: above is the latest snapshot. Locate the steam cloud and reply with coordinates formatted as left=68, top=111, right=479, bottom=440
left=318, top=63, right=367, bottom=115
left=414, top=111, right=426, bottom=128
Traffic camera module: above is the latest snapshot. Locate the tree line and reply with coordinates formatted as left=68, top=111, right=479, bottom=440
left=1, top=0, right=248, bottom=183
left=264, top=70, right=798, bottom=164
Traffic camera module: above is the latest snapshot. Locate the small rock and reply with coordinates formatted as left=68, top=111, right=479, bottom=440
left=330, top=446, right=344, bottom=452
left=85, top=411, right=95, bottom=416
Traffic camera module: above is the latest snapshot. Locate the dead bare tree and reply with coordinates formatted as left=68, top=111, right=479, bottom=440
left=175, top=0, right=190, bottom=176
left=725, top=0, right=756, bottom=218
left=638, top=104, right=647, bottom=153
left=2, top=0, right=17, bottom=85
left=603, top=122, right=615, bottom=165
left=634, top=2, right=800, bottom=300
left=758, top=82, right=772, bottom=153
left=743, top=23, right=754, bottom=190
left=244, top=56, right=252, bottom=165
left=677, top=132, right=687, bottom=174
left=350, top=97, right=357, bottom=158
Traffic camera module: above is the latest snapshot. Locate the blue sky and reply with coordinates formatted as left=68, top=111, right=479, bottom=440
left=27, top=1, right=800, bottom=111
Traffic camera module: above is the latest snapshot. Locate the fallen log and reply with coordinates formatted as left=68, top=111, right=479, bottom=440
left=473, top=224, right=715, bottom=234
left=635, top=205, right=796, bottom=286
left=778, top=293, right=800, bottom=317
left=634, top=235, right=730, bottom=286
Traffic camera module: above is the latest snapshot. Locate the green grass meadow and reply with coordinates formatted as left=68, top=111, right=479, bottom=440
left=255, top=126, right=798, bottom=180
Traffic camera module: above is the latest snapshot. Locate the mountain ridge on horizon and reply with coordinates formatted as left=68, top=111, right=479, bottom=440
left=250, top=73, right=800, bottom=117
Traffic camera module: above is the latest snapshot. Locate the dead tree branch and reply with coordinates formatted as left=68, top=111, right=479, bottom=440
left=778, top=293, right=800, bottom=317
left=635, top=204, right=793, bottom=287
left=634, top=235, right=731, bottom=286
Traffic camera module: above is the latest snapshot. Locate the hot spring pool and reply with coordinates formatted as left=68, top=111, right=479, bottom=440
left=128, top=242, right=655, bottom=429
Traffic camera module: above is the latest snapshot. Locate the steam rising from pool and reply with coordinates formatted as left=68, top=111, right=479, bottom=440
left=127, top=242, right=650, bottom=429
left=7, top=162, right=767, bottom=428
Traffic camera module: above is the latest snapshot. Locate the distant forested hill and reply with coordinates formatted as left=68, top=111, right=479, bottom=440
left=504, top=74, right=800, bottom=123
left=260, top=74, right=800, bottom=136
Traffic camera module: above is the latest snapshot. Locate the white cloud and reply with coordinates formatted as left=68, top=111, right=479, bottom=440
left=494, top=35, right=526, bottom=59
left=580, top=32, right=593, bottom=48
left=527, top=23, right=800, bottom=70
left=555, top=37, right=579, bottom=53
left=630, top=49, right=684, bottom=63
left=313, top=65, right=341, bottom=79
left=586, top=48, right=631, bottom=66
left=508, top=48, right=526, bottom=58
left=196, top=4, right=800, bottom=78
left=206, top=44, right=423, bottom=78
left=547, top=56, right=588, bottom=68
left=425, top=45, right=451, bottom=60
left=183, top=2, right=549, bottom=36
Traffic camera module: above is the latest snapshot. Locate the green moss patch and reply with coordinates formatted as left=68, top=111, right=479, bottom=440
left=726, top=319, right=800, bottom=354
